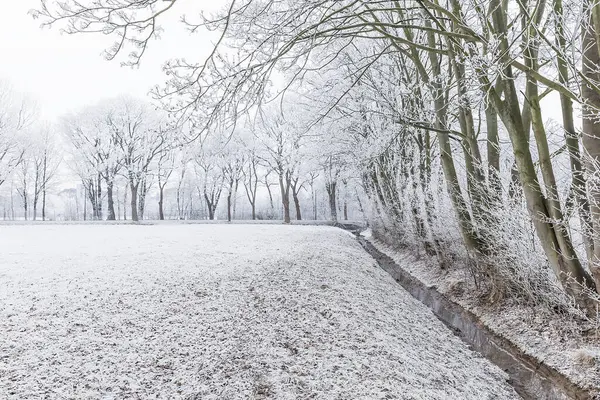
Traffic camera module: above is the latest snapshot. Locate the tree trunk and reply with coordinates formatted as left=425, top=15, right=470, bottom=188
left=115, top=184, right=120, bottom=220
left=279, top=172, right=291, bottom=224
left=23, top=194, right=28, bottom=221
left=227, top=190, right=232, bottom=222
left=107, top=180, right=116, bottom=220
left=282, top=197, right=290, bottom=223
left=42, top=188, right=46, bottom=221
left=486, top=103, right=501, bottom=199
left=293, top=192, right=301, bottom=220
left=582, top=0, right=600, bottom=287
left=232, top=179, right=239, bottom=220
left=123, top=182, right=128, bottom=220
left=130, top=181, right=139, bottom=222
left=204, top=192, right=216, bottom=220
left=450, top=45, right=488, bottom=227
left=554, top=0, right=593, bottom=263
left=138, top=179, right=147, bottom=220
left=265, top=181, right=275, bottom=212
left=97, top=173, right=103, bottom=221
left=326, top=181, right=337, bottom=222
left=177, top=169, right=185, bottom=220
left=413, top=23, right=484, bottom=255
left=10, top=182, right=14, bottom=221
left=158, top=184, right=165, bottom=220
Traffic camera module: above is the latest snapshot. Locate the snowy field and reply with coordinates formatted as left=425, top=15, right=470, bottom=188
left=0, top=224, right=520, bottom=399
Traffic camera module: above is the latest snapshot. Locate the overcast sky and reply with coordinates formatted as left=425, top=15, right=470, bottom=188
left=0, top=0, right=224, bottom=121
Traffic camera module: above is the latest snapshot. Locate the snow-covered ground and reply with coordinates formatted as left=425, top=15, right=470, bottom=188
left=369, top=236, right=600, bottom=395
left=0, top=224, right=520, bottom=399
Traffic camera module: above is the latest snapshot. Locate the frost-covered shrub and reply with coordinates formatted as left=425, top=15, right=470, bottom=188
left=366, top=174, right=599, bottom=319
left=475, top=196, right=573, bottom=308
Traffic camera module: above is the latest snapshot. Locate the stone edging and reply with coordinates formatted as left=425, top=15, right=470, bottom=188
left=355, top=235, right=598, bottom=400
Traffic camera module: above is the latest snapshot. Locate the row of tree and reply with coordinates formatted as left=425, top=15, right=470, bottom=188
left=34, top=0, right=600, bottom=315
left=0, top=93, right=358, bottom=224
left=0, top=82, right=61, bottom=221
left=60, top=96, right=359, bottom=223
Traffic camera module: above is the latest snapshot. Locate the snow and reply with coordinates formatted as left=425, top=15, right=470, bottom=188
left=370, top=239, right=600, bottom=395
left=0, top=224, right=520, bottom=399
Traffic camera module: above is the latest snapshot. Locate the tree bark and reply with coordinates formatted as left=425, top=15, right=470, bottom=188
left=130, top=181, right=139, bottom=222
left=485, top=103, right=501, bottom=199
left=555, top=0, right=593, bottom=262
left=265, top=177, right=275, bottom=212
left=413, top=22, right=484, bottom=255
left=158, top=184, right=165, bottom=220
left=123, top=182, right=128, bottom=220
left=293, top=192, right=301, bottom=220
left=279, top=171, right=291, bottom=223
left=42, top=188, right=46, bottom=221
left=227, top=189, right=232, bottom=222
left=204, top=192, right=216, bottom=220
left=326, top=181, right=337, bottom=222
left=291, top=177, right=302, bottom=221
left=138, top=179, right=147, bottom=220
left=582, top=0, right=600, bottom=287
left=107, top=180, right=116, bottom=220
left=41, top=153, right=47, bottom=221
left=232, top=179, right=239, bottom=220
left=97, top=173, right=103, bottom=220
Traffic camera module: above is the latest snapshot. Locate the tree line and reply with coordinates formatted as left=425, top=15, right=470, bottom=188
left=0, top=94, right=359, bottom=224
left=31, top=0, right=600, bottom=315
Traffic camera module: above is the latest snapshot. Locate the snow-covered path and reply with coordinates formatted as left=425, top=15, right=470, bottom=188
left=0, top=224, right=520, bottom=399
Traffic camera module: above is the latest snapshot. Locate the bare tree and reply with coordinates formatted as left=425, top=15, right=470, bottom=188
left=195, top=144, right=224, bottom=221
left=29, top=127, right=61, bottom=221
left=243, top=151, right=260, bottom=220
left=222, top=148, right=245, bottom=222
left=157, top=146, right=176, bottom=220
left=15, top=156, right=30, bottom=220
left=0, top=81, right=36, bottom=189
left=105, top=97, right=171, bottom=221
left=36, top=0, right=600, bottom=313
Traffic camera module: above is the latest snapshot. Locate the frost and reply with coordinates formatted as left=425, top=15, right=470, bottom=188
left=371, top=239, right=600, bottom=394
left=0, top=224, right=519, bottom=399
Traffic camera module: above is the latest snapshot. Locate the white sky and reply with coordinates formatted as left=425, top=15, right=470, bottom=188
left=0, top=0, right=225, bottom=121
left=0, top=1, right=569, bottom=135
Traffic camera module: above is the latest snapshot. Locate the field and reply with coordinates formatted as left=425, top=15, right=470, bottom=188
left=0, top=224, right=519, bottom=399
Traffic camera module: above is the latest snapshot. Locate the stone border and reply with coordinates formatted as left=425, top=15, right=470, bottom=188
left=355, top=236, right=598, bottom=400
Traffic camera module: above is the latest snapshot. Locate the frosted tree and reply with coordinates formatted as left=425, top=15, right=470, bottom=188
left=157, top=145, right=176, bottom=220
left=254, top=101, right=309, bottom=224
left=106, top=97, right=172, bottom=221
left=194, top=139, right=224, bottom=220
left=28, top=126, right=62, bottom=221
left=221, top=139, right=246, bottom=222
left=0, top=82, right=36, bottom=189
left=241, top=135, right=261, bottom=220
left=63, top=105, right=114, bottom=220
left=36, top=0, right=600, bottom=312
